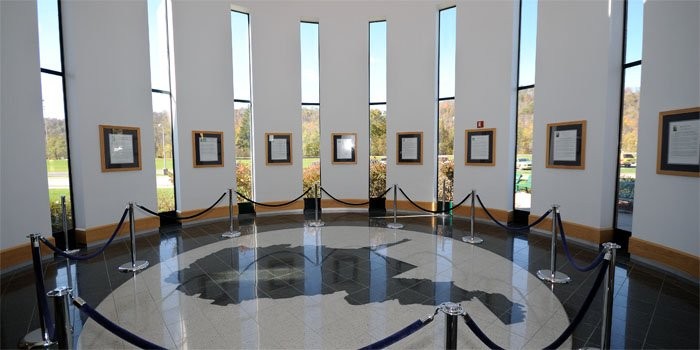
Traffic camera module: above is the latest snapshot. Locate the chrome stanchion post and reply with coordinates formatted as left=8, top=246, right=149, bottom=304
left=387, top=184, right=403, bottom=229
left=118, top=202, right=149, bottom=272
left=438, top=179, right=448, bottom=217
left=61, top=196, right=79, bottom=254
left=47, top=287, right=72, bottom=349
left=537, top=205, right=570, bottom=283
left=601, top=242, right=621, bottom=350
left=439, top=302, right=464, bottom=350
left=19, top=234, right=56, bottom=349
left=308, top=183, right=325, bottom=227
left=462, top=189, right=483, bottom=244
left=222, top=188, right=241, bottom=238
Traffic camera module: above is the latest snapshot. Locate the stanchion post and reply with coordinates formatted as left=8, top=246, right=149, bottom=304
left=61, top=196, right=79, bottom=254
left=536, top=205, right=570, bottom=283
left=462, top=189, right=483, bottom=244
left=118, top=202, right=149, bottom=272
left=47, top=287, right=72, bottom=349
left=308, top=183, right=325, bottom=227
left=438, top=180, right=448, bottom=217
left=439, top=302, right=464, bottom=350
left=19, top=234, right=56, bottom=349
left=222, top=189, right=241, bottom=238
left=387, top=184, right=403, bottom=229
left=601, top=242, right=621, bottom=350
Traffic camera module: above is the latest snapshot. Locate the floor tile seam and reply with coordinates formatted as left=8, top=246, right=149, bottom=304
left=640, top=273, right=665, bottom=348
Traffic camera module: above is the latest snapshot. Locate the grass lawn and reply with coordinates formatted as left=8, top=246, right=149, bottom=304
left=47, top=159, right=69, bottom=172
left=49, top=188, right=71, bottom=203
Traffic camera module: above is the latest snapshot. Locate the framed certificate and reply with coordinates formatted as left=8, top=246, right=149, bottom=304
left=192, top=130, right=223, bottom=168
left=99, top=125, right=141, bottom=172
left=397, top=132, right=423, bottom=164
left=465, top=128, right=496, bottom=166
left=265, top=133, right=292, bottom=165
left=657, top=107, right=700, bottom=177
left=546, top=120, right=586, bottom=169
left=332, top=133, right=357, bottom=164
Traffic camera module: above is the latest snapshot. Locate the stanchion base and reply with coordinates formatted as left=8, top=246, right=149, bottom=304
left=63, top=249, right=80, bottom=255
left=536, top=269, right=571, bottom=283
left=18, top=329, right=56, bottom=349
left=462, top=236, right=483, bottom=244
left=222, top=231, right=242, bottom=238
left=306, top=220, right=325, bottom=227
left=387, top=222, right=404, bottom=229
left=118, top=260, right=149, bottom=272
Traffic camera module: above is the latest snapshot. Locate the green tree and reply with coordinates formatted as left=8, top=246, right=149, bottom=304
left=235, top=106, right=251, bottom=158
left=44, top=118, right=68, bottom=159
left=516, top=89, right=535, bottom=155
left=438, top=100, right=454, bottom=156
left=369, top=108, right=386, bottom=156
left=302, top=107, right=320, bottom=158
left=621, top=88, right=640, bottom=153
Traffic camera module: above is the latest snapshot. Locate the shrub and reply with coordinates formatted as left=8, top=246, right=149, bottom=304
left=302, top=162, right=321, bottom=197
left=369, top=160, right=387, bottom=198
left=437, top=159, right=454, bottom=201
left=236, top=162, right=253, bottom=199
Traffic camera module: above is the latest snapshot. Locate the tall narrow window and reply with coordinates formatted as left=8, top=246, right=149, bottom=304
left=437, top=7, right=456, bottom=203
left=37, top=0, right=74, bottom=236
left=514, top=0, right=538, bottom=212
left=301, top=22, right=320, bottom=192
left=615, top=0, right=644, bottom=233
left=369, top=21, right=387, bottom=198
left=232, top=11, right=254, bottom=199
left=148, top=0, right=176, bottom=212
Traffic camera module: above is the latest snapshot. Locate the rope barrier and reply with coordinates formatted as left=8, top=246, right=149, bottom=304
left=398, top=187, right=472, bottom=214
left=557, top=212, right=607, bottom=272
left=40, top=208, right=129, bottom=261
left=476, top=195, right=551, bottom=232
left=137, top=192, right=227, bottom=220
left=374, top=187, right=393, bottom=199
left=30, top=238, right=55, bottom=341
left=72, top=296, right=167, bottom=350
left=235, top=188, right=311, bottom=207
left=461, top=258, right=610, bottom=350
left=320, top=187, right=369, bottom=206
left=358, top=308, right=439, bottom=350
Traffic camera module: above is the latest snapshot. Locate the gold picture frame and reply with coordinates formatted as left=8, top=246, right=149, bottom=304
left=99, top=124, right=141, bottom=172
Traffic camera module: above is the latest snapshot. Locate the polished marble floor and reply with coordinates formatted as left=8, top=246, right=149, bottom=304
left=1, top=212, right=698, bottom=349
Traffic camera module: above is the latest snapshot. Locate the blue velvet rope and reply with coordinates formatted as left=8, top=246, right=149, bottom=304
left=557, top=212, right=606, bottom=272
left=137, top=192, right=226, bottom=220
left=31, top=239, right=55, bottom=341
left=543, top=259, right=609, bottom=349
left=236, top=187, right=311, bottom=207
left=75, top=299, right=166, bottom=350
left=398, top=187, right=471, bottom=214
left=462, top=259, right=610, bottom=350
left=358, top=317, right=433, bottom=350
left=476, top=195, right=551, bottom=232
left=40, top=207, right=129, bottom=261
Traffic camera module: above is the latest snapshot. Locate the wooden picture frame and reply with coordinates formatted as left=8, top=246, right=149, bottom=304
left=192, top=130, right=223, bottom=168
left=396, top=132, right=423, bottom=165
left=265, top=133, right=292, bottom=165
left=331, top=133, right=357, bottom=164
left=546, top=120, right=586, bottom=169
left=465, top=128, right=496, bottom=166
left=99, top=124, right=141, bottom=172
left=656, top=107, right=700, bottom=177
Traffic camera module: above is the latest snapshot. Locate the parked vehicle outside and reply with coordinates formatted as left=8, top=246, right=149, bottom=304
left=516, top=157, right=532, bottom=170
left=619, top=152, right=637, bottom=167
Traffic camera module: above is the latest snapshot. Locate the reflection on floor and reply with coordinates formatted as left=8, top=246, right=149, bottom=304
left=1, top=213, right=698, bottom=349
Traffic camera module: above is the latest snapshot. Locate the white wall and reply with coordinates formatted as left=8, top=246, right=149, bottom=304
left=170, top=0, right=235, bottom=211
left=61, top=0, right=157, bottom=229
left=453, top=0, right=519, bottom=210
left=385, top=2, right=438, bottom=201
left=632, top=0, right=700, bottom=256
left=0, top=0, right=52, bottom=249
left=531, top=0, right=623, bottom=228
left=318, top=7, right=369, bottom=199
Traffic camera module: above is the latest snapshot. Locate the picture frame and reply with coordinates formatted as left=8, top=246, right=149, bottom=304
left=99, top=124, right=141, bottom=172
left=265, top=132, right=292, bottom=165
left=465, top=128, right=496, bottom=166
left=331, top=132, right=357, bottom=164
left=656, top=107, right=700, bottom=177
left=397, top=131, right=423, bottom=164
left=546, top=120, right=586, bottom=169
left=192, top=130, right=224, bottom=168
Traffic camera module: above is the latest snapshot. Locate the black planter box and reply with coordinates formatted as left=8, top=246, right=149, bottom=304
left=304, top=198, right=321, bottom=214
left=437, top=201, right=452, bottom=214
left=160, top=210, right=181, bottom=228
left=237, top=202, right=256, bottom=216
left=369, top=197, right=386, bottom=217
